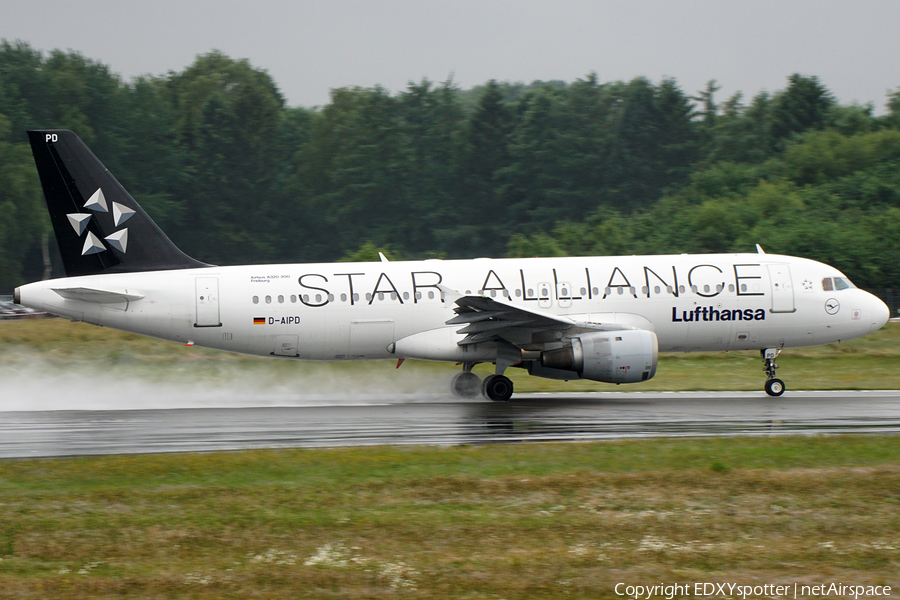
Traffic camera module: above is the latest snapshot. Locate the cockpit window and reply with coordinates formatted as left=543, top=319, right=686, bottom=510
left=834, top=277, right=852, bottom=290
left=823, top=277, right=854, bottom=291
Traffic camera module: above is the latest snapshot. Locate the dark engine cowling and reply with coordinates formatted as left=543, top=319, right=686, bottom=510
left=537, top=330, right=658, bottom=383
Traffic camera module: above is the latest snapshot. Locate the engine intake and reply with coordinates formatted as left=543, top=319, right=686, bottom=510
left=540, top=330, right=658, bottom=383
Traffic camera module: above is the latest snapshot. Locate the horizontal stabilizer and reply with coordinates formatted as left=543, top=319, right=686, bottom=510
left=52, top=287, right=145, bottom=304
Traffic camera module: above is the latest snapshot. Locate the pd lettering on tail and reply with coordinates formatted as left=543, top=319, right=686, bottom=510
left=45, top=133, right=58, bottom=143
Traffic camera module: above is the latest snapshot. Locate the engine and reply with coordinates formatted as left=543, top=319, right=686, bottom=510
left=534, top=330, right=658, bottom=383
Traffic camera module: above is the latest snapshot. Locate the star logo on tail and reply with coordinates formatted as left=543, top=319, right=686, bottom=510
left=66, top=187, right=132, bottom=256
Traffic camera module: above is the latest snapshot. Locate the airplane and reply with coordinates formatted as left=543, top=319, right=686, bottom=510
left=14, top=130, right=890, bottom=400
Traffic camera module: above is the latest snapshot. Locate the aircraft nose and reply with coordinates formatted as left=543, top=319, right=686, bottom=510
left=870, top=294, right=890, bottom=333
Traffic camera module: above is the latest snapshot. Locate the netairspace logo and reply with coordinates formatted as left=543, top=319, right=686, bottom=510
left=615, top=582, right=892, bottom=600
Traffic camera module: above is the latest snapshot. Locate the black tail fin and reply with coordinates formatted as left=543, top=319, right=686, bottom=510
left=28, top=130, right=209, bottom=277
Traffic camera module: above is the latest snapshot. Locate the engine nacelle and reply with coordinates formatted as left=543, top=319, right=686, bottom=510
left=539, top=330, right=658, bottom=383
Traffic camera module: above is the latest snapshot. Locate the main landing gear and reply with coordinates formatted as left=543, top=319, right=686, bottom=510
left=762, top=348, right=785, bottom=397
left=451, top=368, right=481, bottom=398
left=482, top=374, right=514, bottom=402
left=451, top=363, right=514, bottom=401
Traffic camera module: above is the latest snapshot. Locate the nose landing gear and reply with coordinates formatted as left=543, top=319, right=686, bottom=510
left=762, top=348, right=785, bottom=396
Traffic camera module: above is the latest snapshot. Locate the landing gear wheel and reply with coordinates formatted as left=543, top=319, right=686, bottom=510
left=761, top=348, right=786, bottom=397
left=765, top=378, right=785, bottom=397
left=451, top=371, right=481, bottom=398
left=482, top=374, right=514, bottom=402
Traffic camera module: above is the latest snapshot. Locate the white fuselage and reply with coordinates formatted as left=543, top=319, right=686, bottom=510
left=15, top=253, right=889, bottom=363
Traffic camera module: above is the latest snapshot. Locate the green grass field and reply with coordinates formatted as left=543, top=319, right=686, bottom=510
left=1, top=438, right=899, bottom=599
left=1, top=319, right=898, bottom=598
left=1, top=318, right=899, bottom=392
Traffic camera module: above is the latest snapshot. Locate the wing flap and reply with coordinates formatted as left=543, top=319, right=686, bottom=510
left=444, top=288, right=628, bottom=347
left=456, top=319, right=532, bottom=334
left=446, top=310, right=509, bottom=325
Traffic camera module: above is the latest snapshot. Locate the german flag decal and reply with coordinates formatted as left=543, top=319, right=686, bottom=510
left=253, top=317, right=266, bottom=325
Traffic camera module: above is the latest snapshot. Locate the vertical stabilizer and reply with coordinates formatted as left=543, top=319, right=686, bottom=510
left=28, top=130, right=209, bottom=276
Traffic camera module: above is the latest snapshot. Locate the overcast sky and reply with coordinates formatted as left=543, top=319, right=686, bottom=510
left=4, top=0, right=900, bottom=113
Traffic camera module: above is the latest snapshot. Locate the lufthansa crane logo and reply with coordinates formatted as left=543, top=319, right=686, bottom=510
left=824, top=298, right=840, bottom=315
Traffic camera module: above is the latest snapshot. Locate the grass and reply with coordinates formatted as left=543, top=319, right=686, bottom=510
left=2, top=318, right=898, bottom=392
left=1, top=438, right=899, bottom=598
left=1, top=320, right=899, bottom=597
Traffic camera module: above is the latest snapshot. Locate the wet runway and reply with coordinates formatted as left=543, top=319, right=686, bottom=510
left=2, top=391, right=900, bottom=458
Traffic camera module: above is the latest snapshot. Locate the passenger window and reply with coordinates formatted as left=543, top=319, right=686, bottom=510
left=428, top=291, right=434, bottom=300
left=265, top=295, right=272, bottom=304
left=278, top=295, right=284, bottom=303
left=290, top=295, right=297, bottom=303
left=341, top=293, right=348, bottom=302
left=822, top=278, right=833, bottom=291
left=252, top=296, right=259, bottom=304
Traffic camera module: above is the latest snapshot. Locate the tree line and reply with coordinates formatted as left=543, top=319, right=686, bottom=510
left=1, top=41, right=899, bottom=304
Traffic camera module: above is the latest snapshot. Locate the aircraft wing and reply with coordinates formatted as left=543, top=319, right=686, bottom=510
left=443, top=289, right=627, bottom=347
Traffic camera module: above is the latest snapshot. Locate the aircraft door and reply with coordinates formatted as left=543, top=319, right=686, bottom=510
left=195, top=277, right=222, bottom=327
left=272, top=334, right=299, bottom=357
left=538, top=282, right=552, bottom=308
left=767, top=264, right=795, bottom=313
left=557, top=281, right=573, bottom=308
